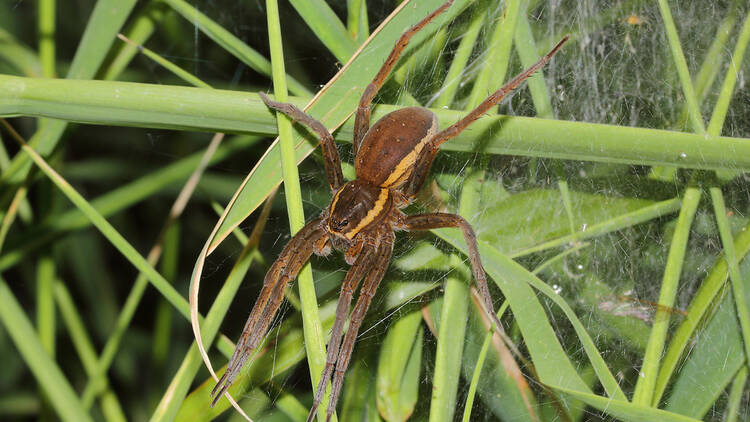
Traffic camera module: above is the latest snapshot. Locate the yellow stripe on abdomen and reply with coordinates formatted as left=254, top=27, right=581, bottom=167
left=381, top=137, right=429, bottom=188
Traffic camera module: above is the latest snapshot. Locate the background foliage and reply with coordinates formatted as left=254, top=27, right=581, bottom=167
left=0, top=0, right=749, bottom=421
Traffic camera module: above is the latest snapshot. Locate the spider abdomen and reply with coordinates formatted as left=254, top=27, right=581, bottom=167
left=355, top=107, right=438, bottom=189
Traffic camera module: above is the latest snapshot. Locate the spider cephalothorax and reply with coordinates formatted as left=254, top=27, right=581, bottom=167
left=211, top=1, right=568, bottom=420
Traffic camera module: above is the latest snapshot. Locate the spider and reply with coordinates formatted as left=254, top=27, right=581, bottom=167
left=211, top=1, right=568, bottom=420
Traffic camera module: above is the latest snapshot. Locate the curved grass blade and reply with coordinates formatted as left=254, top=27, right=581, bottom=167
left=435, top=228, right=627, bottom=401
left=556, top=386, right=700, bottom=422
left=654, top=219, right=750, bottom=402
left=664, top=288, right=745, bottom=418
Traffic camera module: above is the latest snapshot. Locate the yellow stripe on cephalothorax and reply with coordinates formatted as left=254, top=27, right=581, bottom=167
left=328, top=187, right=345, bottom=233
left=345, top=188, right=389, bottom=239
left=381, top=136, right=430, bottom=188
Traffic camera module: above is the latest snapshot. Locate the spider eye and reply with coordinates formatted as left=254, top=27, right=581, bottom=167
left=340, top=219, right=349, bottom=226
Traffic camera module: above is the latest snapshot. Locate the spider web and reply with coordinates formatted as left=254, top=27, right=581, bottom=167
left=172, top=0, right=750, bottom=421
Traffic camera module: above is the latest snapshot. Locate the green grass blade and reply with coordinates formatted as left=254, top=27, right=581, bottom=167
left=38, top=0, right=55, bottom=77
left=633, top=187, right=701, bottom=405
left=0, top=135, right=259, bottom=272
left=102, top=2, right=169, bottom=81
left=432, top=8, right=485, bottom=109
left=678, top=1, right=739, bottom=130
left=54, top=282, right=127, bottom=422
left=274, top=393, right=309, bottom=422
left=0, top=0, right=137, bottom=186
left=377, top=310, right=423, bottom=421
left=466, top=0, right=521, bottom=110
left=0, top=279, right=94, bottom=422
left=288, top=0, right=356, bottom=63
left=429, top=169, right=480, bottom=422
left=664, top=287, right=745, bottom=418
left=0, top=28, right=42, bottom=76
left=35, top=255, right=55, bottom=356
left=35, top=253, right=56, bottom=419
left=461, top=301, right=510, bottom=422
left=654, top=218, right=750, bottom=403
left=4, top=75, right=750, bottom=172
left=265, top=0, right=330, bottom=419
left=707, top=9, right=750, bottom=136
left=513, top=197, right=681, bottom=258
left=513, top=13, right=554, bottom=119
left=556, top=386, right=700, bottom=422
left=152, top=222, right=181, bottom=368
left=161, top=0, right=311, bottom=98
left=656, top=0, right=705, bottom=134
left=725, top=366, right=748, bottom=422
left=428, top=255, right=469, bottom=422
left=116, top=34, right=211, bottom=88
left=346, top=0, right=369, bottom=44
left=710, top=188, right=750, bottom=360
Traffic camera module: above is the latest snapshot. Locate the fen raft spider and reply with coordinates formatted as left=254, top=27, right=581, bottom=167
left=211, top=1, right=568, bottom=420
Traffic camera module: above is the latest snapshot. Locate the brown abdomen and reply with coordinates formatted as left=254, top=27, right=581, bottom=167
left=355, top=107, right=438, bottom=188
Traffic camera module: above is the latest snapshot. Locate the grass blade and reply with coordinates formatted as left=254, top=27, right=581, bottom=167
left=289, top=0, right=357, bottom=63
left=633, top=187, right=701, bottom=404
left=4, top=75, right=750, bottom=173
left=0, top=279, right=94, bottom=422
left=161, top=0, right=311, bottom=98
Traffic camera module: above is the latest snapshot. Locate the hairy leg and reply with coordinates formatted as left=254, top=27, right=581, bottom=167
left=259, top=92, right=345, bottom=191
left=400, top=213, right=502, bottom=329
left=306, top=244, right=376, bottom=422
left=352, top=0, right=454, bottom=155
left=323, top=233, right=394, bottom=422
left=211, top=218, right=325, bottom=405
left=429, top=36, right=569, bottom=147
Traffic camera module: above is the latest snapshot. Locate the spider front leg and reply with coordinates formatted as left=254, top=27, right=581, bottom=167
left=429, top=35, right=569, bottom=147
left=211, top=218, right=326, bottom=405
left=352, top=0, right=454, bottom=155
left=315, top=233, right=394, bottom=422
left=259, top=92, right=344, bottom=191
left=306, top=244, right=376, bottom=422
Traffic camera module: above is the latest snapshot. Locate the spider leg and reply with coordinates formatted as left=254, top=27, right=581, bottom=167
left=400, top=213, right=504, bottom=333
left=211, top=218, right=326, bottom=406
left=306, top=244, right=377, bottom=422
left=323, top=233, right=394, bottom=422
left=259, top=92, right=344, bottom=191
left=352, top=0, right=454, bottom=155
left=429, top=35, right=569, bottom=147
